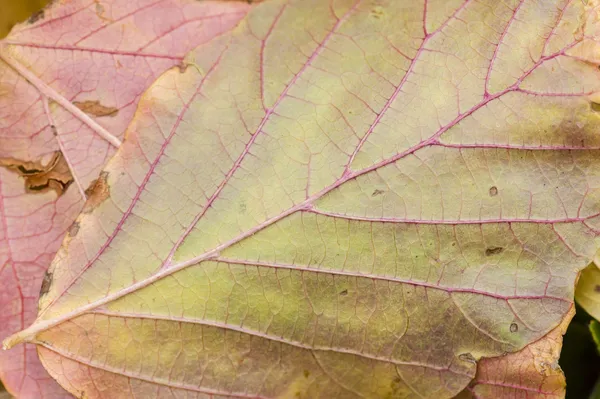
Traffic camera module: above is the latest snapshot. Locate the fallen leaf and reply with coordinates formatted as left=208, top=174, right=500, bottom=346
left=6, top=0, right=600, bottom=398
left=0, top=0, right=250, bottom=397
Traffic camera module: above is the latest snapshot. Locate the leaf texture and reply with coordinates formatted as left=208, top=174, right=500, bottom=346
left=6, top=0, right=600, bottom=397
left=0, top=0, right=249, bottom=397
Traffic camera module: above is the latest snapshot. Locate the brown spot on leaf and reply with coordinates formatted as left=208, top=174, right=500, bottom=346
left=510, top=323, right=519, bottom=333
left=0, top=152, right=73, bottom=196
left=372, top=189, right=385, bottom=197
left=489, top=186, right=498, bottom=196
left=83, top=171, right=110, bottom=213
left=68, top=221, right=80, bottom=237
left=177, top=63, right=189, bottom=73
left=39, top=271, right=53, bottom=298
left=27, top=10, right=45, bottom=24
left=595, top=285, right=600, bottom=293
left=339, top=289, right=348, bottom=296
left=485, top=246, right=504, bottom=256
left=303, top=370, right=310, bottom=378
left=591, top=102, right=600, bottom=112
left=73, top=100, right=118, bottom=117
left=370, top=6, right=385, bottom=19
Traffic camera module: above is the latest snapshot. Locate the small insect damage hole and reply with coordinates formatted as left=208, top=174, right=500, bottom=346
left=458, top=353, right=476, bottom=364
left=372, top=189, right=385, bottom=197
left=489, top=186, right=498, bottom=196
left=73, top=100, right=118, bottom=117
left=370, top=6, right=385, bottom=19
left=68, top=221, right=80, bottom=237
left=0, top=152, right=73, bottom=196
left=510, top=323, right=519, bottom=333
left=485, top=246, right=504, bottom=256
left=39, top=271, right=53, bottom=298
left=83, top=171, right=110, bottom=213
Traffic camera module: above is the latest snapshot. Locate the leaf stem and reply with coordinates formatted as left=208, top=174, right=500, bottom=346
left=0, top=46, right=122, bottom=148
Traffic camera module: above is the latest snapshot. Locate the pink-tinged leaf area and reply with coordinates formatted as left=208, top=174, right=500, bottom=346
left=457, top=307, right=573, bottom=399
left=0, top=0, right=249, bottom=397
left=5, top=0, right=600, bottom=398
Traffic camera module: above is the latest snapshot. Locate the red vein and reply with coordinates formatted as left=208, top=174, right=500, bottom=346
left=0, top=47, right=121, bottom=147
left=472, top=380, right=559, bottom=395
left=435, top=142, right=600, bottom=151
left=89, top=309, right=469, bottom=375
left=73, top=0, right=167, bottom=46
left=38, top=47, right=230, bottom=317
left=306, top=208, right=600, bottom=227
left=258, top=4, right=287, bottom=110
left=38, top=344, right=269, bottom=398
left=163, top=0, right=361, bottom=267
left=484, top=0, right=526, bottom=96
left=215, top=257, right=569, bottom=302
left=2, top=42, right=184, bottom=61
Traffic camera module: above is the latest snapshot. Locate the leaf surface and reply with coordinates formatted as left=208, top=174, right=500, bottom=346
left=0, top=1, right=248, bottom=397
left=7, top=0, right=600, bottom=398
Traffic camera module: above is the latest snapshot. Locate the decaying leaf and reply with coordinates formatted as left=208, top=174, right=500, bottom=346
left=2, top=0, right=600, bottom=398
left=457, top=307, right=573, bottom=398
left=0, top=0, right=251, bottom=397
left=72, top=101, right=118, bottom=118
left=0, top=152, right=73, bottom=195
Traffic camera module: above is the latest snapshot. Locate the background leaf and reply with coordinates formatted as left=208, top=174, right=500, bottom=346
left=0, top=0, right=250, bottom=397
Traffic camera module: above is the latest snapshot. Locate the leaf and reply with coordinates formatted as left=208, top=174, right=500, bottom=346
left=590, top=320, right=600, bottom=354
left=576, top=264, right=600, bottom=321
left=6, top=0, right=600, bottom=397
left=0, top=0, right=249, bottom=397
left=456, top=307, right=573, bottom=399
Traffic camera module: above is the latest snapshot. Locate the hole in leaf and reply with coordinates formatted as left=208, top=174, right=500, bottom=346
left=458, top=353, right=476, bottom=364
left=485, top=246, right=504, bottom=256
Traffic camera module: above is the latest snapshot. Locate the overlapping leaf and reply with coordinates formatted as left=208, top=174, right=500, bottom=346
left=576, top=263, right=600, bottom=321
left=0, top=0, right=249, bottom=396
left=5, top=0, right=600, bottom=397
